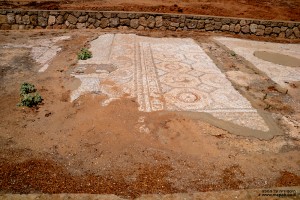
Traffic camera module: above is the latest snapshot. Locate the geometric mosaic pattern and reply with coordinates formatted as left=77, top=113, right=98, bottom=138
left=71, top=34, right=269, bottom=132
left=214, top=37, right=300, bottom=88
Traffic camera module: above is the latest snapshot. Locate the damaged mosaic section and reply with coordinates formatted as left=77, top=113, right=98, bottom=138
left=1, top=36, right=70, bottom=72
left=71, top=34, right=269, bottom=132
left=214, top=37, right=300, bottom=88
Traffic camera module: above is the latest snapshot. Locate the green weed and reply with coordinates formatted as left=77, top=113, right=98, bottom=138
left=78, top=48, right=92, bottom=60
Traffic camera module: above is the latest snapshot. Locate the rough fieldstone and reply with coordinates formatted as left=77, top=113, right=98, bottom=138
left=130, top=19, right=139, bottom=29
left=7, top=13, right=15, bottom=24
left=205, top=24, right=214, bottom=31
left=287, top=23, right=294, bottom=28
left=271, top=22, right=278, bottom=27
left=257, top=25, right=265, bottom=30
left=100, top=18, right=109, bottom=28
left=103, top=12, right=111, bottom=18
left=235, top=24, right=241, bottom=33
left=78, top=16, right=88, bottom=23
left=18, top=25, right=25, bottom=29
left=50, top=11, right=59, bottom=15
left=221, top=25, right=230, bottom=31
left=88, top=12, right=95, bottom=18
left=96, top=12, right=103, bottom=19
left=179, top=15, right=186, bottom=23
left=147, top=16, right=155, bottom=28
left=241, top=25, right=250, bottom=33
left=240, top=19, right=247, bottom=26
left=120, top=19, right=130, bottom=26
left=170, top=22, right=179, bottom=27
left=110, top=18, right=119, bottom=27
left=279, top=32, right=285, bottom=38
left=273, top=27, right=281, bottom=34
left=1, top=24, right=10, bottom=29
left=73, top=11, right=82, bottom=18
left=22, top=15, right=30, bottom=24
left=56, top=15, right=64, bottom=24
left=293, top=27, right=300, bottom=38
left=179, top=23, right=185, bottom=28
left=221, top=18, right=230, bottom=24
left=137, top=26, right=144, bottom=31
left=38, top=17, right=47, bottom=27
left=139, top=17, right=147, bottom=26
left=171, top=18, right=179, bottom=23
left=286, top=29, right=293, bottom=37
left=48, top=15, right=56, bottom=25
left=128, top=13, right=135, bottom=19
left=250, top=24, right=257, bottom=33
left=214, top=22, right=222, bottom=30
left=155, top=16, right=163, bottom=27
left=94, top=20, right=101, bottom=27
left=229, top=24, right=235, bottom=32
left=42, top=11, right=49, bottom=18
left=256, top=29, right=264, bottom=36
left=260, top=21, right=271, bottom=26
left=67, top=15, right=77, bottom=25
left=87, top=17, right=96, bottom=24
left=118, top=13, right=128, bottom=19
left=197, top=20, right=205, bottom=29
left=187, top=20, right=197, bottom=29
left=76, top=23, right=86, bottom=29
left=11, top=24, right=19, bottom=30
left=264, top=27, right=273, bottom=35
left=281, top=27, right=288, bottom=32
left=0, top=11, right=6, bottom=15
left=15, top=15, right=22, bottom=23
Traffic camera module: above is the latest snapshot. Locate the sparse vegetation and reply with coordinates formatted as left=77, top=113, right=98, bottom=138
left=230, top=51, right=236, bottom=56
left=78, top=48, right=92, bottom=60
left=18, top=83, right=43, bottom=107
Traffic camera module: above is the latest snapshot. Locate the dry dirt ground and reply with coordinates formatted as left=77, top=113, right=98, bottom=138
left=1, top=0, right=300, bottom=21
left=0, top=29, right=300, bottom=199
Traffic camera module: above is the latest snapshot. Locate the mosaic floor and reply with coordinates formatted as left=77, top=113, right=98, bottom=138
left=1, top=36, right=70, bottom=72
left=71, top=34, right=269, bottom=132
left=214, top=37, right=300, bottom=88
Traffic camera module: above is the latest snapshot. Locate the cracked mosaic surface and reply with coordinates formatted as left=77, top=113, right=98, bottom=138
left=214, top=37, right=300, bottom=88
left=1, top=36, right=70, bottom=72
left=71, top=34, right=269, bottom=132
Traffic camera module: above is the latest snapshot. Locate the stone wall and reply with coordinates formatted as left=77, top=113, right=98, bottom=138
left=0, top=10, right=300, bottom=39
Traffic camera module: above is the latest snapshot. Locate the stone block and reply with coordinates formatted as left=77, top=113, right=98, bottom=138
left=293, top=27, right=300, bottom=38
left=235, top=24, right=241, bottom=33
left=155, top=16, right=163, bottom=27
left=67, top=15, right=77, bottom=25
left=22, top=15, right=30, bottom=25
left=78, top=15, right=88, bottom=23
left=56, top=15, right=64, bottom=24
left=205, top=24, right=214, bottom=31
left=110, top=18, right=120, bottom=27
left=197, top=20, right=205, bottom=29
left=100, top=18, right=109, bottom=28
left=264, top=27, right=272, bottom=35
left=38, top=17, right=47, bottom=27
left=130, top=19, right=139, bottom=29
left=241, top=25, right=250, bottom=33
left=48, top=15, right=56, bottom=25
left=250, top=24, right=257, bottom=33
left=214, top=22, right=222, bottom=30
left=7, top=13, right=15, bottom=24
left=221, top=25, right=230, bottom=31
left=96, top=12, right=103, bottom=20
left=118, top=13, right=128, bottom=19
left=120, top=19, right=130, bottom=26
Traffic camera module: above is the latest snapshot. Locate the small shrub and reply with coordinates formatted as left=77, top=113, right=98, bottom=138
left=78, top=48, right=92, bottom=60
left=18, top=83, right=43, bottom=107
left=20, top=82, right=36, bottom=95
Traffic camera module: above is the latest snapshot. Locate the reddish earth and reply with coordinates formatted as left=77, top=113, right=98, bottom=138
left=1, top=0, right=300, bottom=21
left=0, top=30, right=299, bottom=198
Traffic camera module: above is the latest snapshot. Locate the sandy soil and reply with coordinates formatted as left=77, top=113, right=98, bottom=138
left=0, top=29, right=300, bottom=198
left=1, top=0, right=300, bottom=21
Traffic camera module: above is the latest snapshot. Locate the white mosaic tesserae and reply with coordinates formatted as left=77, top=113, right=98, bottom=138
left=71, top=34, right=269, bottom=132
